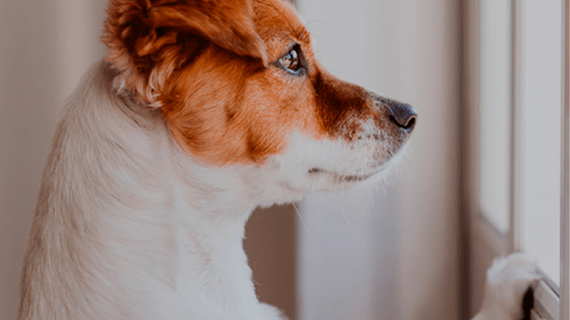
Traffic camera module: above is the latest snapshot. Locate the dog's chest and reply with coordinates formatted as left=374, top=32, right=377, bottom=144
left=173, top=214, right=271, bottom=318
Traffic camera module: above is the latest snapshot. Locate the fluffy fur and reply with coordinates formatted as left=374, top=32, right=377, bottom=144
left=17, top=0, right=538, bottom=319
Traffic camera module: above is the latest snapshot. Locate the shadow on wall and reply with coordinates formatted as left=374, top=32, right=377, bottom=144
left=244, top=205, right=298, bottom=320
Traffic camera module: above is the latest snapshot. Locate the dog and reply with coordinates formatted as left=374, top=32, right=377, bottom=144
left=17, top=0, right=539, bottom=319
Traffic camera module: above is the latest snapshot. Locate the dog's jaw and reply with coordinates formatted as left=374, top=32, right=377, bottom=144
left=267, top=114, right=411, bottom=195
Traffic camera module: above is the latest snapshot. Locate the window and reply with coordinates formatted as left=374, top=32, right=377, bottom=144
left=478, top=0, right=511, bottom=233
left=519, top=0, right=562, bottom=288
left=465, top=0, right=569, bottom=318
left=477, top=0, right=511, bottom=234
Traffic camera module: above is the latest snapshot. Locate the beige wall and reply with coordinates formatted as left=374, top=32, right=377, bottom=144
left=297, top=0, right=462, bottom=319
left=0, top=0, right=107, bottom=318
left=244, top=206, right=297, bottom=320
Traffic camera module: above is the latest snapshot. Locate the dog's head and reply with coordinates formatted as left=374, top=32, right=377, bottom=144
left=103, top=0, right=416, bottom=198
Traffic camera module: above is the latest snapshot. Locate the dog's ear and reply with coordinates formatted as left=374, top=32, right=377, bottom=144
left=102, top=0, right=267, bottom=106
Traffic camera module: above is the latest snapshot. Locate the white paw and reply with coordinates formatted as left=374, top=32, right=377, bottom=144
left=480, top=253, right=540, bottom=319
left=258, top=302, right=287, bottom=320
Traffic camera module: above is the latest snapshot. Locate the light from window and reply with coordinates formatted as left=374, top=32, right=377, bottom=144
left=520, top=0, right=562, bottom=287
left=478, top=0, right=512, bottom=233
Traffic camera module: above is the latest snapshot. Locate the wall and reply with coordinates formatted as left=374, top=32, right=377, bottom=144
left=296, top=0, right=462, bottom=319
left=244, top=205, right=297, bottom=320
left=0, top=1, right=107, bottom=318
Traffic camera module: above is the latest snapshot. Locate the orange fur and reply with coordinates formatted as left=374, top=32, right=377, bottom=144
left=103, top=0, right=399, bottom=166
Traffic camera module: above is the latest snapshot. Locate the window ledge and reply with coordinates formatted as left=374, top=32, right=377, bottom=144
left=533, top=280, right=559, bottom=320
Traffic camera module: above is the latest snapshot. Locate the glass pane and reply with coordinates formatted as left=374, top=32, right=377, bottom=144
left=478, top=0, right=512, bottom=233
left=520, top=0, right=562, bottom=287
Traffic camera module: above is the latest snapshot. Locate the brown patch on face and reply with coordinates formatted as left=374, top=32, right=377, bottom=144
left=160, top=43, right=324, bottom=165
left=103, top=0, right=413, bottom=167
left=253, top=0, right=311, bottom=60
left=311, top=69, right=377, bottom=140
left=155, top=0, right=328, bottom=166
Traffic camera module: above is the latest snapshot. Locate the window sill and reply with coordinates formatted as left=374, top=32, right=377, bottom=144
left=532, top=280, right=559, bottom=320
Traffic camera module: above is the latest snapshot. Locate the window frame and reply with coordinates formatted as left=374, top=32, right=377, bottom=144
left=560, top=0, right=570, bottom=318
left=464, top=0, right=569, bottom=318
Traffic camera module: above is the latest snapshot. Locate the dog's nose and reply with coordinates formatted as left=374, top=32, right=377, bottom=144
left=385, top=101, right=417, bottom=133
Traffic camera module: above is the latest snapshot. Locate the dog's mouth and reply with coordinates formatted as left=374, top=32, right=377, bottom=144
left=306, top=142, right=410, bottom=184
left=308, top=167, right=382, bottom=182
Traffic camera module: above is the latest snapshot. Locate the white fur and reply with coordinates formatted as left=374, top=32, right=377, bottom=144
left=19, top=61, right=280, bottom=320
left=18, top=58, right=539, bottom=320
left=473, top=254, right=540, bottom=320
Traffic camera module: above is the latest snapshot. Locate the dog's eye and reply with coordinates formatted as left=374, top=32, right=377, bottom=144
left=279, top=46, right=303, bottom=74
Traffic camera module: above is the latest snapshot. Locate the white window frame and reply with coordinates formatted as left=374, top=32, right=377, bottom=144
left=464, top=0, right=569, bottom=319
left=560, top=1, right=570, bottom=318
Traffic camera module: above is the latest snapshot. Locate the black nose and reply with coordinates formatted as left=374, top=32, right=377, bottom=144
left=385, top=101, right=417, bottom=133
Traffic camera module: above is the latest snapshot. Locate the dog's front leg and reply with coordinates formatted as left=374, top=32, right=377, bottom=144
left=471, top=253, right=540, bottom=320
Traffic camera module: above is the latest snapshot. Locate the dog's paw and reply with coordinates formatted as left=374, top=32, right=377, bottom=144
left=258, top=302, right=288, bottom=320
left=479, top=253, right=540, bottom=319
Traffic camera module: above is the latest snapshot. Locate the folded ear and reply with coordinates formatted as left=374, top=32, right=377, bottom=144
left=102, top=0, right=267, bottom=106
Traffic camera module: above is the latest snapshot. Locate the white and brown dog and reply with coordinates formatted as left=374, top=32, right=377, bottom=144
left=17, top=0, right=538, bottom=319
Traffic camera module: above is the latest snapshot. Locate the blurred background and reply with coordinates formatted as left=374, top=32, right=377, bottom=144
left=1, top=0, right=566, bottom=319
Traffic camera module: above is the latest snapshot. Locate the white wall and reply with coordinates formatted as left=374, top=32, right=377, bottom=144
left=0, top=0, right=107, bottom=318
left=297, top=0, right=462, bottom=319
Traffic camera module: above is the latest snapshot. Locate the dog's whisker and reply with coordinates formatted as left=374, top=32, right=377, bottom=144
left=340, top=181, right=360, bottom=233
left=282, top=186, right=309, bottom=232
left=304, top=20, right=345, bottom=60
left=308, top=34, right=346, bottom=60
left=305, top=20, right=340, bottom=50
left=290, top=200, right=309, bottom=232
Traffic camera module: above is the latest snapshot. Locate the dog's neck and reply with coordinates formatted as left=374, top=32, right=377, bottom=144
left=168, top=150, right=260, bottom=313
left=45, top=61, right=267, bottom=317
left=116, top=84, right=263, bottom=314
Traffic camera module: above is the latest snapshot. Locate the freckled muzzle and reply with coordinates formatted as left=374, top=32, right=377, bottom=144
left=305, top=89, right=417, bottom=184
